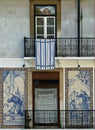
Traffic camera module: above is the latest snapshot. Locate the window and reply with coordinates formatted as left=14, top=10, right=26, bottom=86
left=36, top=17, right=55, bottom=38
left=35, top=5, right=56, bottom=15
left=35, top=5, right=56, bottom=39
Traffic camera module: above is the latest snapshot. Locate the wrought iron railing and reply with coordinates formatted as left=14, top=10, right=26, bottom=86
left=25, top=110, right=94, bottom=129
left=24, top=37, right=95, bottom=57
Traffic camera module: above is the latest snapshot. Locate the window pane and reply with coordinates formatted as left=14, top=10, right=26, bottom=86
left=37, top=36, right=44, bottom=39
left=47, top=27, right=54, bottom=34
left=47, top=18, right=54, bottom=25
left=35, top=6, right=55, bottom=15
left=37, top=27, right=44, bottom=34
left=37, top=18, right=44, bottom=25
left=47, top=35, right=55, bottom=39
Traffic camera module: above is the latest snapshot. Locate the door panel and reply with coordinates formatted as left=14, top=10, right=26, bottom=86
left=34, top=88, right=58, bottom=124
left=36, top=17, right=55, bottom=39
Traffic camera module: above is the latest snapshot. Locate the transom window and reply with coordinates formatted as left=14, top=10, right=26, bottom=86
left=35, top=5, right=56, bottom=39
left=35, top=5, right=56, bottom=15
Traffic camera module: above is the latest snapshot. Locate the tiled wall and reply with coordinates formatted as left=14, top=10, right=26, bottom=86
left=0, top=67, right=94, bottom=128
left=0, top=68, right=28, bottom=128
left=65, top=68, right=93, bottom=128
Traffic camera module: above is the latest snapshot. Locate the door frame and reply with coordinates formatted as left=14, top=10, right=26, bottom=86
left=34, top=4, right=57, bottom=56
left=34, top=4, right=57, bottom=39
left=32, top=72, right=60, bottom=128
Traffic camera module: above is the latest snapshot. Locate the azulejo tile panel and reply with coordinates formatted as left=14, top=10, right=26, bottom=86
left=3, top=70, right=25, bottom=126
left=65, top=68, right=93, bottom=128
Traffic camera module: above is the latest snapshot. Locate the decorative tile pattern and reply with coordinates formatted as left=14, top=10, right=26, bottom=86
left=0, top=68, right=28, bottom=128
left=65, top=68, right=93, bottom=128
left=3, top=70, right=25, bottom=126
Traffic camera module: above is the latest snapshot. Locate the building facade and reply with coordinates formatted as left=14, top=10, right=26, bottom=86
left=0, top=0, right=95, bottom=128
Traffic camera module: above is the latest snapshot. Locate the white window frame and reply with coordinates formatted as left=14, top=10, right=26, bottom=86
left=36, top=16, right=55, bottom=39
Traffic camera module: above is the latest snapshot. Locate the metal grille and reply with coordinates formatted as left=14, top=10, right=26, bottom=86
left=24, top=37, right=95, bottom=57
left=25, top=110, right=94, bottom=129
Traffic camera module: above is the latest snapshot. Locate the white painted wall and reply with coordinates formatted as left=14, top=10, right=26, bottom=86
left=61, top=0, right=77, bottom=37
left=0, top=0, right=30, bottom=58
left=0, top=0, right=94, bottom=67
left=61, top=0, right=95, bottom=37
left=81, top=0, right=95, bottom=37
left=24, top=57, right=95, bottom=68
left=0, top=58, right=24, bottom=68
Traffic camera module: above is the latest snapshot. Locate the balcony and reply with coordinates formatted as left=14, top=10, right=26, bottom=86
left=25, top=110, right=94, bottom=129
left=24, top=37, right=95, bottom=57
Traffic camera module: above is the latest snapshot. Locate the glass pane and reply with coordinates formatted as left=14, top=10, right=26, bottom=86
left=37, top=36, right=44, bottom=39
left=35, top=6, right=55, bottom=15
left=37, top=27, right=44, bottom=34
left=47, top=27, right=54, bottom=34
left=37, top=18, right=44, bottom=25
left=47, top=35, right=54, bottom=39
left=35, top=88, right=57, bottom=110
left=47, top=18, right=54, bottom=25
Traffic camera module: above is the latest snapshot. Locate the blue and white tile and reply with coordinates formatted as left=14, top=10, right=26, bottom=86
left=3, top=71, right=25, bottom=125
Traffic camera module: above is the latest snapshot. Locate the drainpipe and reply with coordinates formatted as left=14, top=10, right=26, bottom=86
left=80, top=8, right=83, bottom=38
left=80, top=8, right=83, bottom=56
left=78, top=0, right=80, bottom=56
